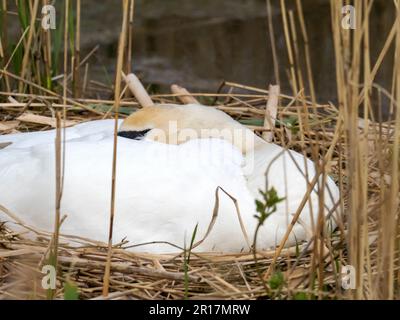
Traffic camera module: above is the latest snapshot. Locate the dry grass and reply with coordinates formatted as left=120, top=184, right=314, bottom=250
left=0, top=0, right=399, bottom=300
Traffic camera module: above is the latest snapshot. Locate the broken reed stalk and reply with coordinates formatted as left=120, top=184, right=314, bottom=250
left=123, top=72, right=154, bottom=107
left=102, top=0, right=130, bottom=297
left=171, top=84, right=200, bottom=105
left=262, top=84, right=279, bottom=142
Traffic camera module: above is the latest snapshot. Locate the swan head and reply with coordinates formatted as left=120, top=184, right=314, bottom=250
left=118, top=104, right=262, bottom=154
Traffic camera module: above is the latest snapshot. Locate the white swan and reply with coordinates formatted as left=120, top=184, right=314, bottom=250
left=0, top=104, right=339, bottom=253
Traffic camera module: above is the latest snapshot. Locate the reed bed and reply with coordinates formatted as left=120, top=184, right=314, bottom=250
left=0, top=0, right=399, bottom=300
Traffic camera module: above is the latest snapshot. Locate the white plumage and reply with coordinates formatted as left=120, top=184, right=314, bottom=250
left=0, top=104, right=339, bottom=253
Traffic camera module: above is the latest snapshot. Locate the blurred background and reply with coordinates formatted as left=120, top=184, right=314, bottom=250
left=75, top=0, right=395, bottom=107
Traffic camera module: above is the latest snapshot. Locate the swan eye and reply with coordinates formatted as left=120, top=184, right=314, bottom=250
left=118, top=129, right=151, bottom=140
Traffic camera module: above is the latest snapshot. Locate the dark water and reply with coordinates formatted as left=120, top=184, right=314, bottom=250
left=78, top=0, right=394, bottom=112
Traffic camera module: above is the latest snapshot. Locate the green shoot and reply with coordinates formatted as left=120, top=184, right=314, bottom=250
left=254, top=187, right=285, bottom=225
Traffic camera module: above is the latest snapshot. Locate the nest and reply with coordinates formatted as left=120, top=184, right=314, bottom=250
left=0, top=83, right=391, bottom=300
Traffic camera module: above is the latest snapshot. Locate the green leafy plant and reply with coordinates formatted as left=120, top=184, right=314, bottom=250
left=252, top=187, right=285, bottom=296
left=293, top=292, right=308, bottom=300
left=254, top=187, right=285, bottom=225
left=281, top=116, right=300, bottom=135
left=64, top=281, right=79, bottom=300
left=269, top=270, right=285, bottom=290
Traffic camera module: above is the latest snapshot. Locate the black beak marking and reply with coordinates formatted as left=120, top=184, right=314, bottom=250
left=118, top=129, right=151, bottom=140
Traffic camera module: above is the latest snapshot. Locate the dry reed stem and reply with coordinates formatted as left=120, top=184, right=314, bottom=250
left=262, top=85, right=279, bottom=142
left=103, top=0, right=130, bottom=297
left=123, top=73, right=154, bottom=107
left=18, top=0, right=39, bottom=92
left=170, top=84, right=200, bottom=105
